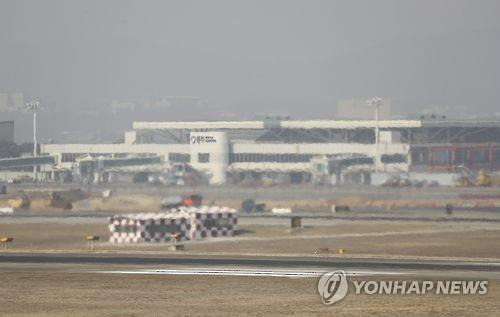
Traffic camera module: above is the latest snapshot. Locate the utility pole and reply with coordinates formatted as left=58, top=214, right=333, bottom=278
left=26, top=101, right=40, bottom=181
left=366, top=97, right=383, bottom=172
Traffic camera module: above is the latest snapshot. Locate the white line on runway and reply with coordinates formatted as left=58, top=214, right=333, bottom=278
left=99, top=268, right=410, bottom=278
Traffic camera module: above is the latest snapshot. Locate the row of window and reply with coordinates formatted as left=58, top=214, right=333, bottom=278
left=229, top=153, right=314, bottom=163
left=168, top=153, right=190, bottom=163
left=231, top=153, right=407, bottom=164
left=60, top=152, right=408, bottom=165
left=411, top=148, right=500, bottom=165
left=168, top=153, right=210, bottom=164
left=380, top=154, right=407, bottom=164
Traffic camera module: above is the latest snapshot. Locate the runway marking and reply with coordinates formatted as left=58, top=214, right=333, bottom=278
left=99, top=268, right=409, bottom=278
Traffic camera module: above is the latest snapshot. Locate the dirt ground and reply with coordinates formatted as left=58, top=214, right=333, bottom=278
left=1, top=216, right=499, bottom=316
left=0, top=219, right=499, bottom=260
left=2, top=187, right=499, bottom=316
left=3, top=190, right=500, bottom=213
left=185, top=227, right=500, bottom=259
left=0, top=269, right=498, bottom=316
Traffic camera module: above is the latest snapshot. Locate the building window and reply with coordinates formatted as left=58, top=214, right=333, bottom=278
left=168, top=153, right=190, bottom=163
left=381, top=154, right=407, bottom=164
left=61, top=153, right=79, bottom=162
left=430, top=149, right=451, bottom=164
left=410, top=148, right=428, bottom=165
left=471, top=148, right=489, bottom=164
left=198, top=153, right=210, bottom=163
left=494, top=148, right=500, bottom=163
left=454, top=148, right=468, bottom=164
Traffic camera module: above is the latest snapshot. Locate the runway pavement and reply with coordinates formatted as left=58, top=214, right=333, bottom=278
left=1, top=252, right=499, bottom=274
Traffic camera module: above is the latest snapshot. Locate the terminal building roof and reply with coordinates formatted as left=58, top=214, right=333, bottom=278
left=133, top=119, right=500, bottom=130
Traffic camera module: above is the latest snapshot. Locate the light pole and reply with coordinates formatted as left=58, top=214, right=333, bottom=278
left=366, top=97, right=383, bottom=172
left=26, top=101, right=40, bottom=181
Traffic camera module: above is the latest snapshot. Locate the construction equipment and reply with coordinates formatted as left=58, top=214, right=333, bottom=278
left=241, top=199, right=266, bottom=213
left=7, top=192, right=31, bottom=209
left=0, top=237, right=13, bottom=249
left=48, top=192, right=73, bottom=209
left=85, top=236, right=100, bottom=251
left=476, top=170, right=492, bottom=187
left=381, top=174, right=412, bottom=187
left=183, top=194, right=202, bottom=207
left=46, top=189, right=89, bottom=209
left=161, top=194, right=203, bottom=210
left=454, top=166, right=494, bottom=187
left=161, top=196, right=183, bottom=209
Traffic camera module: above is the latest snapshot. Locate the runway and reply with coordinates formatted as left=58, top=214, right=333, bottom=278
left=1, top=251, right=500, bottom=316
left=1, top=252, right=499, bottom=274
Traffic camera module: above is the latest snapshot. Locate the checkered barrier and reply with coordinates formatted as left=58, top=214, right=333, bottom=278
left=185, top=206, right=238, bottom=240
left=108, top=212, right=192, bottom=243
left=108, top=206, right=238, bottom=243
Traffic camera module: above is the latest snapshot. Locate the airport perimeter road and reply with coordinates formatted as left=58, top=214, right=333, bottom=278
left=1, top=253, right=500, bottom=274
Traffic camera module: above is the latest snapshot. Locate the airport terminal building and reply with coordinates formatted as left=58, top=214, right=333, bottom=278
left=42, top=119, right=500, bottom=184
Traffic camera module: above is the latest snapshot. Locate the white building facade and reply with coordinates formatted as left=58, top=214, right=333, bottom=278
left=42, top=119, right=500, bottom=184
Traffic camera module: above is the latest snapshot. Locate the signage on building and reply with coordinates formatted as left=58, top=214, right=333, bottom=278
left=190, top=135, right=217, bottom=144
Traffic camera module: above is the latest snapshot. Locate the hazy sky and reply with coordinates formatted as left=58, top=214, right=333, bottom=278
left=1, top=0, right=500, bottom=121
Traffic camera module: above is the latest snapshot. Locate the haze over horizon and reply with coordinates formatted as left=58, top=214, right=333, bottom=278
left=1, top=0, right=500, bottom=142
